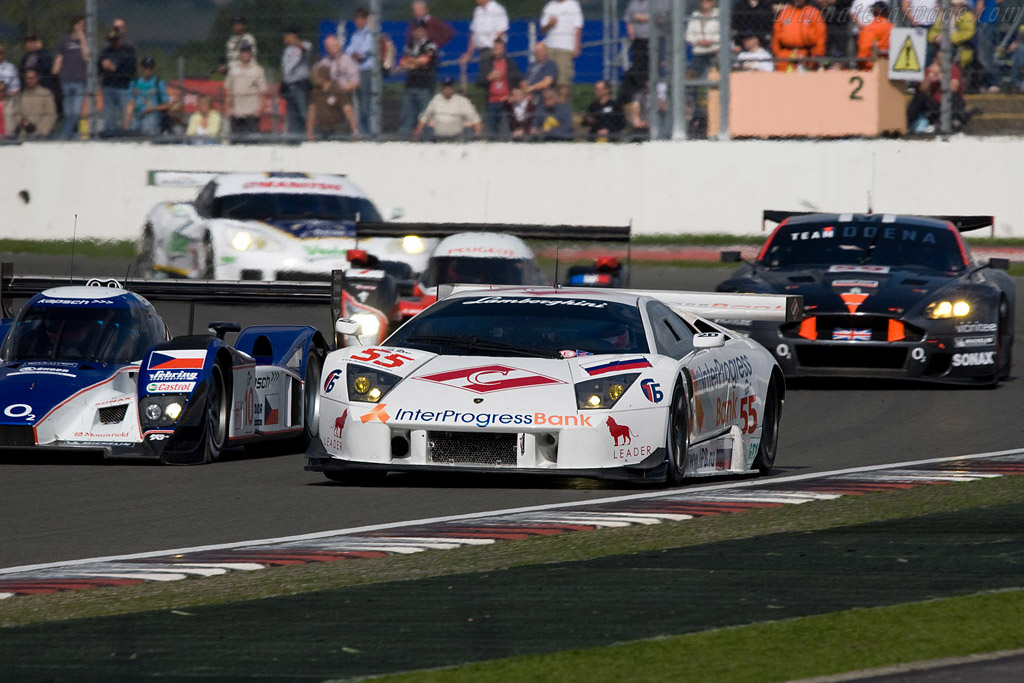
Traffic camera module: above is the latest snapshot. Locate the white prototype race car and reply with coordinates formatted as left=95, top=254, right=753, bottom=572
left=137, top=171, right=434, bottom=281
left=307, top=286, right=802, bottom=484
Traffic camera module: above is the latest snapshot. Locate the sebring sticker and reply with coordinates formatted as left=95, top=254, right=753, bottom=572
left=952, top=352, right=995, bottom=367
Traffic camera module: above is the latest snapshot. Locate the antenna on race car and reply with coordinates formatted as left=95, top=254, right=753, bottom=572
left=69, top=214, right=78, bottom=283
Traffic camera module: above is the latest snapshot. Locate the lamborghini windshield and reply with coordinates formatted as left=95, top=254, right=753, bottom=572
left=421, top=257, right=540, bottom=287
left=2, top=304, right=164, bottom=364
left=761, top=223, right=967, bottom=272
left=387, top=295, right=650, bottom=357
left=212, top=192, right=383, bottom=223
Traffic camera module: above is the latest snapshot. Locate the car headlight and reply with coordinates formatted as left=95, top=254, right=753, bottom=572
left=229, top=229, right=279, bottom=252
left=347, top=364, right=402, bottom=403
left=575, top=373, right=640, bottom=410
left=140, top=395, right=188, bottom=428
left=926, top=300, right=971, bottom=319
left=401, top=235, right=425, bottom=254
left=350, top=313, right=381, bottom=338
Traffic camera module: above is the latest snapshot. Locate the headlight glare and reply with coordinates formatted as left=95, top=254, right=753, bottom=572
left=347, top=364, right=402, bottom=403
left=140, top=394, right=189, bottom=428
left=231, top=231, right=253, bottom=251
left=926, top=300, right=971, bottom=319
left=402, top=235, right=425, bottom=254
left=165, top=402, right=183, bottom=420
left=350, top=313, right=381, bottom=337
left=575, top=373, right=640, bottom=410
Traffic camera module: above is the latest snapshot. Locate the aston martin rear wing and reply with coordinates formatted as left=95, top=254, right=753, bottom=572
left=763, top=210, right=995, bottom=234
left=146, top=170, right=336, bottom=188
left=355, top=222, right=631, bottom=242
left=436, top=284, right=802, bottom=323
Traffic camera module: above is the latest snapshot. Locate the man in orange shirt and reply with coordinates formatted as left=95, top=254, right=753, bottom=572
left=857, top=2, right=893, bottom=70
left=772, top=0, right=826, bottom=71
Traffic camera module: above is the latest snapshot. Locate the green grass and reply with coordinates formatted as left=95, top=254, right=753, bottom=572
left=0, top=239, right=137, bottom=260
left=373, top=589, right=1024, bottom=683
left=2, top=473, right=1021, bottom=628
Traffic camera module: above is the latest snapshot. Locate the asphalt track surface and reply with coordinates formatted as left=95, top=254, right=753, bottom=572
left=1, top=254, right=1023, bottom=570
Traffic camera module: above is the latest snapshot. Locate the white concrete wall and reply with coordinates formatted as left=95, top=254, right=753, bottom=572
left=0, top=138, right=1020, bottom=242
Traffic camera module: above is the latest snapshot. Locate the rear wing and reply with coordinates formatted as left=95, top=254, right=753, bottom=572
left=436, top=284, right=802, bottom=323
left=763, top=210, right=995, bottom=234
left=146, top=170, right=341, bottom=188
left=356, top=221, right=631, bottom=242
left=1, top=262, right=337, bottom=333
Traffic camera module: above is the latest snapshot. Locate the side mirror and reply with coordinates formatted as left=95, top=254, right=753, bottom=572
left=208, top=321, right=241, bottom=340
left=388, top=207, right=405, bottom=220
left=989, top=257, right=1010, bottom=271
left=720, top=251, right=742, bottom=263
left=335, top=318, right=363, bottom=337
left=693, top=332, right=726, bottom=349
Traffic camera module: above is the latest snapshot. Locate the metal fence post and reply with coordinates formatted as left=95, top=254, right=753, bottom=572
left=370, top=0, right=382, bottom=139
left=671, top=0, right=686, bottom=140
left=611, top=0, right=620, bottom=96
left=648, top=5, right=661, bottom=139
left=939, top=0, right=952, bottom=136
left=717, top=0, right=731, bottom=140
left=86, top=0, right=98, bottom=138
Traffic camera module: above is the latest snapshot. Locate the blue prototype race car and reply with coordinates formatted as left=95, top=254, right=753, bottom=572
left=0, top=279, right=327, bottom=463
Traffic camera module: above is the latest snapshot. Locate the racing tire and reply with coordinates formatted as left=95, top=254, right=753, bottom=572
left=289, top=350, right=324, bottom=452
left=202, top=364, right=229, bottom=463
left=665, top=382, right=689, bottom=487
left=135, top=224, right=156, bottom=277
left=198, top=232, right=215, bottom=280
left=753, top=379, right=781, bottom=475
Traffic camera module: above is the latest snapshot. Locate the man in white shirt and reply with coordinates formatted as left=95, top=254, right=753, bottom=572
left=460, top=0, right=509, bottom=67
left=540, top=0, right=583, bottom=85
left=414, top=77, right=482, bottom=140
left=735, top=34, right=773, bottom=72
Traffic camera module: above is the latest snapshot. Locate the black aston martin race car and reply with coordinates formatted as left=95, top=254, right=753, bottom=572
left=716, top=211, right=1015, bottom=385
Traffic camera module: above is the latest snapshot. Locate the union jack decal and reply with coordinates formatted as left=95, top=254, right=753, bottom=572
left=832, top=328, right=872, bottom=341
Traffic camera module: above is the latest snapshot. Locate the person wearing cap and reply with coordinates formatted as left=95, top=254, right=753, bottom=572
left=281, top=26, right=312, bottom=135
left=857, top=2, right=892, bottom=70
left=98, top=27, right=137, bottom=134
left=395, top=19, right=438, bottom=138
left=540, top=0, right=583, bottom=86
left=413, top=77, right=481, bottom=141
left=54, top=15, right=90, bottom=140
left=0, top=44, right=20, bottom=96
left=19, top=33, right=60, bottom=116
left=346, top=8, right=375, bottom=134
left=224, top=14, right=258, bottom=74
left=124, top=57, right=169, bottom=135
left=735, top=33, right=773, bottom=72
left=225, top=41, right=268, bottom=135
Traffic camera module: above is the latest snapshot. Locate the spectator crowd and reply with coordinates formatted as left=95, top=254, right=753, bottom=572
left=1, top=0, right=1021, bottom=142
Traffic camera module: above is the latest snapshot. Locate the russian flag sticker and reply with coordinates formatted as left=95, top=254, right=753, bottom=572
left=583, top=357, right=652, bottom=376
left=149, top=350, right=208, bottom=370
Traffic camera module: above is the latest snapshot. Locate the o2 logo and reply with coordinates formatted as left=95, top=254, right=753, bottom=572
left=4, top=404, right=35, bottom=421
left=640, top=379, right=663, bottom=403
left=323, top=369, right=342, bottom=394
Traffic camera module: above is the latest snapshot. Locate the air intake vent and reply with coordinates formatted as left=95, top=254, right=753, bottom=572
left=427, top=432, right=517, bottom=466
left=788, top=276, right=815, bottom=283
left=0, top=425, right=35, bottom=447
left=99, top=404, right=129, bottom=424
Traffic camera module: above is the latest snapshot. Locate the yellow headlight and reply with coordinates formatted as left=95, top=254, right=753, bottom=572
left=953, top=301, right=970, bottom=317
left=608, top=384, right=625, bottom=401
left=402, top=235, right=425, bottom=254
left=165, top=402, right=183, bottom=420
left=353, top=376, right=371, bottom=394
left=932, top=301, right=953, bottom=317
left=587, top=395, right=602, bottom=408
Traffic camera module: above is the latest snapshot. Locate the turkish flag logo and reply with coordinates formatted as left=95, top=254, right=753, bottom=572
left=416, top=365, right=566, bottom=394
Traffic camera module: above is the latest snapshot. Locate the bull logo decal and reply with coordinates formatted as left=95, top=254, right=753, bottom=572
left=606, top=416, right=637, bottom=446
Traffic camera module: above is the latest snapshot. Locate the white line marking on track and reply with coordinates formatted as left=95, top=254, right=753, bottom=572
left=2, top=447, right=1022, bottom=577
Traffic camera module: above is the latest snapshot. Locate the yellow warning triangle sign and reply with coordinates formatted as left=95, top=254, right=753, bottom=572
left=893, top=36, right=920, bottom=72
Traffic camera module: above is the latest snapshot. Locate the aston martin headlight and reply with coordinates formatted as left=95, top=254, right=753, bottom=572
left=401, top=235, right=425, bottom=254
left=165, top=402, right=183, bottom=420
left=145, top=403, right=162, bottom=421
left=347, top=364, right=402, bottom=403
left=575, top=373, right=640, bottom=410
left=231, top=231, right=254, bottom=251
left=350, top=313, right=381, bottom=338
left=926, top=300, right=971, bottom=319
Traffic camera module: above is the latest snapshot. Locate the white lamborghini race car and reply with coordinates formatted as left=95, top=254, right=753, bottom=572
left=307, top=286, right=802, bottom=485
left=137, top=172, right=434, bottom=281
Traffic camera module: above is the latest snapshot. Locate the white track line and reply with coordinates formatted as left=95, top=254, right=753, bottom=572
left=2, top=447, right=1021, bottom=577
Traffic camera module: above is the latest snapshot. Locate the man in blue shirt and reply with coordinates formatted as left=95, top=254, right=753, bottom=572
left=124, top=57, right=168, bottom=135
left=346, top=7, right=375, bottom=135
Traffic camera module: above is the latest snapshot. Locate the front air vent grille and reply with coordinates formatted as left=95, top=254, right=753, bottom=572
left=99, top=404, right=129, bottom=424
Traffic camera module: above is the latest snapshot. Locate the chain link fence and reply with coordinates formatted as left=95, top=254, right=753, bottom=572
left=3, top=0, right=1024, bottom=142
